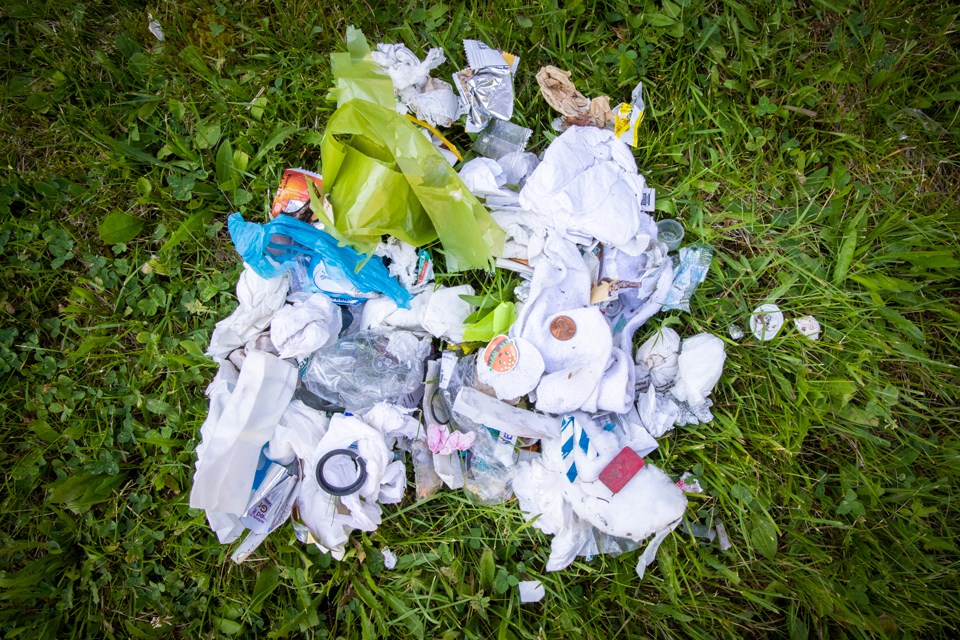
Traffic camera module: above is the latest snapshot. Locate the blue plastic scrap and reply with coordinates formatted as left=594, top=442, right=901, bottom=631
left=227, top=213, right=412, bottom=308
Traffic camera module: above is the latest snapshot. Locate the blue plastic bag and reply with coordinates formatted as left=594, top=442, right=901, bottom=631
left=227, top=213, right=412, bottom=308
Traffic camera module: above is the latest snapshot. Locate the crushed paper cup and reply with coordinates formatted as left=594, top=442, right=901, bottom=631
left=750, top=303, right=784, bottom=341
left=793, top=315, right=821, bottom=340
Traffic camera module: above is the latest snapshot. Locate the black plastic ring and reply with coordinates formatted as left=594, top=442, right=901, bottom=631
left=315, top=449, right=367, bottom=497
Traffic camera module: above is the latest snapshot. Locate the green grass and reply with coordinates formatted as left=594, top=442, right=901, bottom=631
left=2, top=0, right=959, bottom=637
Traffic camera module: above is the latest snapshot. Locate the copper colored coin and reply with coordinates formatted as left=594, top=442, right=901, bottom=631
left=549, top=315, right=577, bottom=341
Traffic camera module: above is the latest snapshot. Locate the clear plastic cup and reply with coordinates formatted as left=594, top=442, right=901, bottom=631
left=656, top=219, right=685, bottom=251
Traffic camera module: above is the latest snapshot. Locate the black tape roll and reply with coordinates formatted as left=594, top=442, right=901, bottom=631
left=315, top=448, right=367, bottom=497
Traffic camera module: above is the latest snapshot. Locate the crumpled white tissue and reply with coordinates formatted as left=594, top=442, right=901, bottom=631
left=374, top=237, right=433, bottom=294
left=512, top=459, right=595, bottom=570
left=459, top=153, right=541, bottom=201
left=461, top=153, right=545, bottom=264
left=371, top=43, right=461, bottom=127
left=190, top=351, right=297, bottom=515
left=635, top=327, right=681, bottom=388
left=196, top=362, right=243, bottom=543
left=372, top=43, right=445, bottom=91
left=297, top=413, right=406, bottom=559
left=358, top=290, right=433, bottom=335
left=266, top=400, right=331, bottom=466
left=421, top=285, right=476, bottom=343
left=361, top=402, right=423, bottom=447
left=512, top=426, right=687, bottom=576
left=512, top=237, right=591, bottom=345
left=637, top=385, right=681, bottom=438
left=592, top=347, right=635, bottom=414
left=207, top=267, right=289, bottom=360
left=459, top=157, right=506, bottom=194
left=406, top=77, right=462, bottom=127
left=519, top=126, right=655, bottom=255
left=618, top=406, right=660, bottom=457
left=270, top=293, right=342, bottom=360
left=227, top=331, right=279, bottom=371
left=670, top=333, right=726, bottom=405
left=489, top=206, right=551, bottom=264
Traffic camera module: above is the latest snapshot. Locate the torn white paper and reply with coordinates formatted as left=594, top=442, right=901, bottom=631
left=453, top=387, right=559, bottom=440
left=518, top=580, right=545, bottom=603
left=207, top=267, right=290, bottom=360
left=190, top=352, right=298, bottom=514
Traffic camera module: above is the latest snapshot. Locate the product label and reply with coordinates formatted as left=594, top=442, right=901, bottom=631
left=271, top=168, right=332, bottom=221
left=483, top=335, right=519, bottom=373
left=439, top=351, right=458, bottom=390
left=640, top=187, right=656, bottom=212
left=414, top=249, right=434, bottom=287
left=247, top=497, right=273, bottom=525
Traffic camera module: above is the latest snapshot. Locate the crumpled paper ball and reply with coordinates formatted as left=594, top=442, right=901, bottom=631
left=670, top=333, right=725, bottom=405
left=635, top=327, right=681, bottom=388
left=270, top=293, right=342, bottom=360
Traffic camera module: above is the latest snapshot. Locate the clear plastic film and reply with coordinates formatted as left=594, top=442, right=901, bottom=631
left=436, top=354, right=519, bottom=504
left=661, top=243, right=713, bottom=312
left=301, top=331, right=427, bottom=412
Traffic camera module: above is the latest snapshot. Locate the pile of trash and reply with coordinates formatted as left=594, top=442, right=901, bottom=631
left=189, top=28, right=729, bottom=591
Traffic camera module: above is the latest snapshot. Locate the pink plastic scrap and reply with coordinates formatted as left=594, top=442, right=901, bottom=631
left=427, top=423, right=477, bottom=456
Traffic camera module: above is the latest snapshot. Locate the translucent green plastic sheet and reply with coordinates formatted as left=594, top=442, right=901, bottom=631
left=327, top=27, right=395, bottom=111
left=320, top=29, right=504, bottom=272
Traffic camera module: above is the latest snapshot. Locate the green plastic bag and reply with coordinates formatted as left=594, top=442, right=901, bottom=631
left=320, top=29, right=504, bottom=272
left=328, top=27, right=395, bottom=111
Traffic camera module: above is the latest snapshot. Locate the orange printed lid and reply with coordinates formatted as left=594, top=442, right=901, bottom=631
left=483, top=335, right=520, bottom=373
